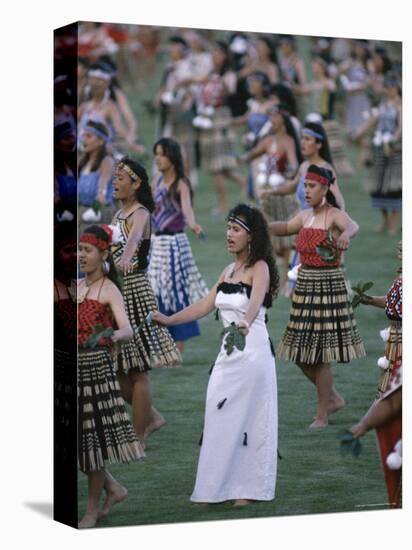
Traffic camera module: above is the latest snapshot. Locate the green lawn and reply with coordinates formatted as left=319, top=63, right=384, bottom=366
left=77, top=33, right=401, bottom=527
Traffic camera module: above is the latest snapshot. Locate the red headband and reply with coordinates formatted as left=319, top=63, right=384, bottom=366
left=305, top=171, right=330, bottom=186
left=80, top=225, right=113, bottom=250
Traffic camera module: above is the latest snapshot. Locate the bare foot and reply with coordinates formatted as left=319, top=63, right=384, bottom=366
left=233, top=499, right=253, bottom=507
left=328, top=397, right=346, bottom=416
left=78, top=513, right=98, bottom=529
left=309, top=418, right=328, bottom=430
left=98, top=485, right=128, bottom=519
left=313, top=397, right=345, bottom=420
left=144, top=410, right=166, bottom=440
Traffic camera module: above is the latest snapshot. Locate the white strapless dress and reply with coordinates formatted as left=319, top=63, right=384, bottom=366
left=190, top=283, right=278, bottom=503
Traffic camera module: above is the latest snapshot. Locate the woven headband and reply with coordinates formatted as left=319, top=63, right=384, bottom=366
left=228, top=215, right=251, bottom=232
left=117, top=162, right=141, bottom=182
left=301, top=127, right=324, bottom=141
left=305, top=171, right=330, bottom=186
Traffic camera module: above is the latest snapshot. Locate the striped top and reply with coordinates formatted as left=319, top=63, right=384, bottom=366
left=152, top=177, right=186, bottom=234
left=111, top=206, right=151, bottom=270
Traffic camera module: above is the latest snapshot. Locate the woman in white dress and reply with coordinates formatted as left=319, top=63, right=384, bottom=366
left=152, top=203, right=279, bottom=506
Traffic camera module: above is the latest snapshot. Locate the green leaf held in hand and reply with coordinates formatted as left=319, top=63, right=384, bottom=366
left=221, top=323, right=246, bottom=356
left=337, top=429, right=363, bottom=458
left=350, top=280, right=374, bottom=308
left=84, top=326, right=114, bottom=348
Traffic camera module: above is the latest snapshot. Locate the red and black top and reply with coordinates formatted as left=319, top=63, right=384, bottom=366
left=296, top=228, right=340, bottom=267
left=385, top=275, right=402, bottom=322
left=78, top=299, right=114, bottom=348
left=55, top=279, right=114, bottom=348
left=296, top=207, right=340, bottom=268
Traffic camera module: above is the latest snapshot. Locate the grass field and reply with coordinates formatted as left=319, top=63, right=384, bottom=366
left=77, top=34, right=402, bottom=527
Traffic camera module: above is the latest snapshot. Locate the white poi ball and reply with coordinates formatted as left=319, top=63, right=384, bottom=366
left=268, top=173, right=285, bottom=187
left=379, top=327, right=390, bottom=342
left=288, top=264, right=301, bottom=282
left=386, top=451, right=402, bottom=470
left=256, top=172, right=268, bottom=186
left=201, top=117, right=213, bottom=129
left=82, top=207, right=102, bottom=223
left=193, top=116, right=212, bottom=129
left=373, top=133, right=383, bottom=147
left=161, top=91, right=174, bottom=105
left=192, top=116, right=203, bottom=128
left=394, top=439, right=402, bottom=456
left=57, top=209, right=74, bottom=222
left=203, top=106, right=215, bottom=117
left=305, top=112, right=323, bottom=124
left=377, top=356, right=390, bottom=369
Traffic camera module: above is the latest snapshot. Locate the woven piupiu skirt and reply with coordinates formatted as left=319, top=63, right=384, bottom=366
left=377, top=320, right=402, bottom=399
left=198, top=106, right=238, bottom=173
left=78, top=348, right=145, bottom=473
left=369, top=145, right=402, bottom=210
left=118, top=270, right=182, bottom=373
left=277, top=266, right=366, bottom=365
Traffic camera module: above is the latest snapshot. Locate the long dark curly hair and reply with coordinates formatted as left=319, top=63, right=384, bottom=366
left=227, top=203, right=280, bottom=297
left=118, top=157, right=155, bottom=212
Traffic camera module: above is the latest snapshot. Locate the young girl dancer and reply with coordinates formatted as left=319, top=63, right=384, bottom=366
left=148, top=138, right=208, bottom=353
left=77, top=224, right=145, bottom=529
left=111, top=157, right=181, bottom=444
left=270, top=164, right=365, bottom=428
left=153, top=204, right=279, bottom=506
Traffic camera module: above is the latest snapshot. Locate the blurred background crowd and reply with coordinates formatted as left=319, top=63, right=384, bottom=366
left=54, top=22, right=402, bottom=294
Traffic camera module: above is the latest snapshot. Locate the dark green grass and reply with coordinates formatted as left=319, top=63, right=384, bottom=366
left=77, top=35, right=401, bottom=527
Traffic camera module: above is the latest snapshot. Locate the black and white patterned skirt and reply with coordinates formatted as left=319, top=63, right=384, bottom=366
left=277, top=266, right=365, bottom=365
left=118, top=270, right=182, bottom=373
left=78, top=348, right=145, bottom=473
left=148, top=232, right=208, bottom=313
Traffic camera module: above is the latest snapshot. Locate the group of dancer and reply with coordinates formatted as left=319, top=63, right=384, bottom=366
left=56, top=147, right=375, bottom=526
left=53, top=26, right=403, bottom=528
